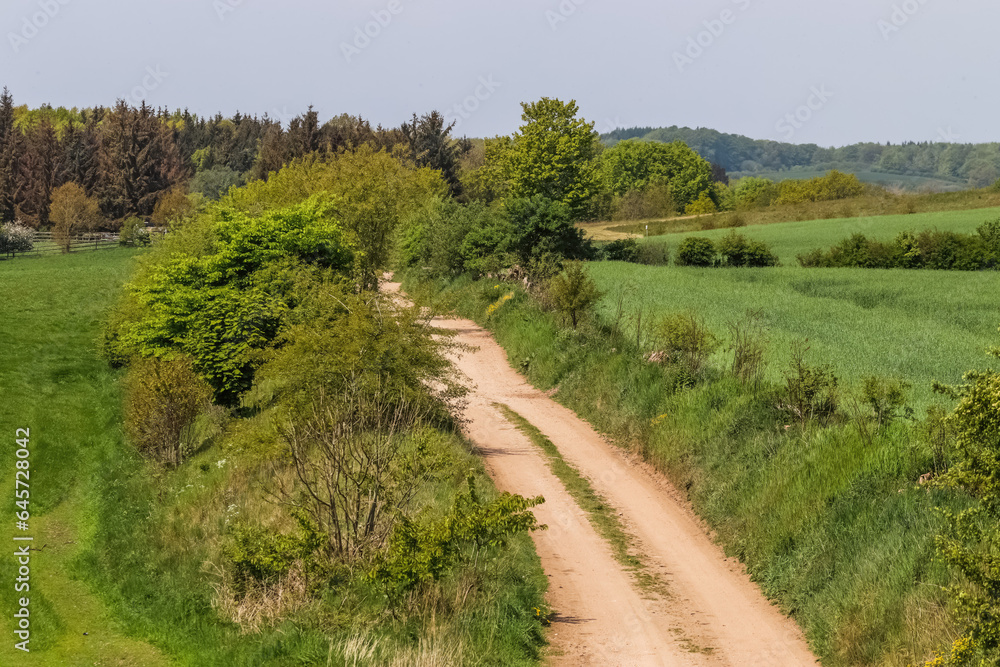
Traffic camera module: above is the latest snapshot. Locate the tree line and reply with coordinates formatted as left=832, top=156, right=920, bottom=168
left=606, top=125, right=1000, bottom=188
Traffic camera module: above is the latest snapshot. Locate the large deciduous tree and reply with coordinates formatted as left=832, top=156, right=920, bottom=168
left=598, top=139, right=714, bottom=212
left=484, top=98, right=599, bottom=220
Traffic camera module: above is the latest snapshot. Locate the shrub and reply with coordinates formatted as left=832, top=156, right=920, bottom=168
left=119, top=217, right=151, bottom=247
left=0, top=221, right=35, bottom=255
left=123, top=355, right=212, bottom=466
left=684, top=192, right=717, bottom=216
left=603, top=238, right=640, bottom=263
left=716, top=231, right=779, bottom=267
left=549, top=261, right=602, bottom=329
left=781, top=341, right=839, bottom=424
left=636, top=240, right=670, bottom=266
left=653, top=312, right=720, bottom=376
left=861, top=376, right=912, bottom=427
left=224, top=517, right=323, bottom=596
left=676, top=236, right=716, bottom=267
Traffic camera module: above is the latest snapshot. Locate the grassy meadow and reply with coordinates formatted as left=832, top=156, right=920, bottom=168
left=632, top=205, right=1000, bottom=265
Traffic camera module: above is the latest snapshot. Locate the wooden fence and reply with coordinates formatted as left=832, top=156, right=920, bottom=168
left=2, top=229, right=165, bottom=258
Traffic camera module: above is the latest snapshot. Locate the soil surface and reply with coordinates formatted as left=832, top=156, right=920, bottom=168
left=387, top=279, right=819, bottom=667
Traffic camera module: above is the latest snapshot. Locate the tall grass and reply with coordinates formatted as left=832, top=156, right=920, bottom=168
left=407, top=271, right=971, bottom=666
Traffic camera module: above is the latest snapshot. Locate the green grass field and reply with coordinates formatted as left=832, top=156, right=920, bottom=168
left=0, top=250, right=169, bottom=666
left=638, top=206, right=1000, bottom=266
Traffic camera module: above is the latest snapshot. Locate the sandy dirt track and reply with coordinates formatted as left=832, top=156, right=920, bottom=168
left=387, top=281, right=819, bottom=666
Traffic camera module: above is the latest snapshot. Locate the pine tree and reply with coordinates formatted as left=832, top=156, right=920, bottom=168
left=401, top=110, right=465, bottom=197
left=0, top=87, right=18, bottom=223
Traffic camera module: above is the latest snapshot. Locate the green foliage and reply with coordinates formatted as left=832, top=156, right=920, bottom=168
left=716, top=230, right=779, bottom=267
left=110, top=195, right=354, bottom=405
left=484, top=98, right=599, bottom=220
left=731, top=176, right=777, bottom=209
left=774, top=170, right=866, bottom=205
left=370, top=476, right=543, bottom=601
left=924, top=361, right=1000, bottom=664
left=684, top=192, right=717, bottom=216
left=676, top=236, right=717, bottom=266
left=799, top=224, right=1000, bottom=271
left=781, top=342, right=839, bottom=425
left=598, top=139, right=713, bottom=212
left=549, top=261, right=602, bottom=329
left=602, top=238, right=640, bottom=263
left=224, top=515, right=324, bottom=596
left=398, top=198, right=506, bottom=278
left=122, top=355, right=212, bottom=466
left=458, top=195, right=593, bottom=277
left=653, top=312, right=719, bottom=377
left=861, top=376, right=912, bottom=427
left=118, top=217, right=151, bottom=247
left=189, top=166, right=244, bottom=201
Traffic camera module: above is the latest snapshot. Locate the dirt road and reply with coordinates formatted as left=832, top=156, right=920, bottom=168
left=388, top=281, right=819, bottom=666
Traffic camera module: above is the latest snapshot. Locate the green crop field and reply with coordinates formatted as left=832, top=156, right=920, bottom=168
left=637, top=205, right=1000, bottom=266
left=589, top=254, right=1000, bottom=411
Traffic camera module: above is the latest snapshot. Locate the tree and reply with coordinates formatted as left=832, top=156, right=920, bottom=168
left=484, top=98, right=599, bottom=220
left=0, top=88, right=18, bottom=223
left=17, top=117, right=62, bottom=227
left=49, top=182, right=102, bottom=252
left=98, top=101, right=185, bottom=218
left=598, top=139, right=714, bottom=212
left=151, top=186, right=194, bottom=226
left=401, top=111, right=464, bottom=197
left=549, top=261, right=601, bottom=329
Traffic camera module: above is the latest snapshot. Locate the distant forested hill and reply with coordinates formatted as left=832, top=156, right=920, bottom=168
left=603, top=126, right=1000, bottom=190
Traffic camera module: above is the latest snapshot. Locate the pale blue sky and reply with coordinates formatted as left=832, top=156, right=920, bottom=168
left=1, top=0, right=996, bottom=146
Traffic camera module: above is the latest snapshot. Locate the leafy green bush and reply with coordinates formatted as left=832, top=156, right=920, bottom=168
left=926, top=346, right=1000, bottom=665
left=602, top=238, right=639, bottom=262
left=637, top=240, right=670, bottom=266
left=110, top=195, right=355, bottom=405
left=862, top=376, right=913, bottom=427
left=224, top=516, right=324, bottom=596
left=653, top=312, right=719, bottom=376
left=123, top=355, right=212, bottom=466
left=781, top=342, right=839, bottom=425
left=549, top=261, right=602, bottom=329
left=676, top=236, right=717, bottom=267
left=799, top=222, right=1000, bottom=271
left=370, top=477, right=542, bottom=602
left=118, top=217, right=151, bottom=247
left=716, top=231, right=779, bottom=267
